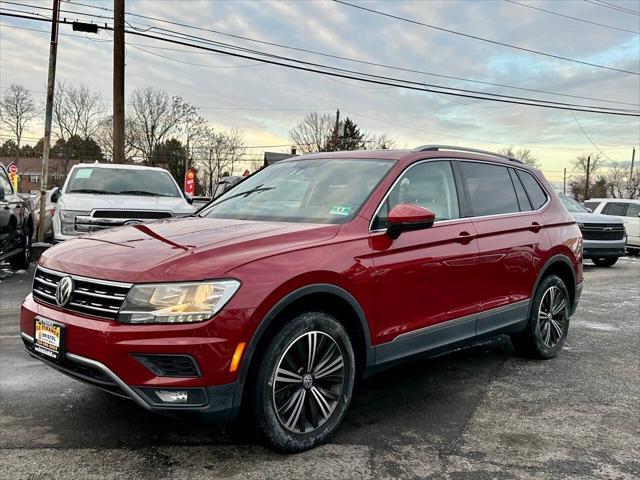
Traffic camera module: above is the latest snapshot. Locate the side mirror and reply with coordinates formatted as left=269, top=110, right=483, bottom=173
left=184, top=192, right=193, bottom=205
left=50, top=187, right=60, bottom=203
left=0, top=185, right=5, bottom=201
left=387, top=204, right=435, bottom=239
left=585, top=207, right=593, bottom=213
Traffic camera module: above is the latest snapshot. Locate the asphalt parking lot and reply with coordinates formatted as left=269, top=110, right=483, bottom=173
left=0, top=259, right=638, bottom=480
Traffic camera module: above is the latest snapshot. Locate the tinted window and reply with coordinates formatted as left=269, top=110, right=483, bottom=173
left=0, top=169, right=12, bottom=194
left=583, top=201, right=601, bottom=211
left=516, top=170, right=547, bottom=210
left=460, top=162, right=519, bottom=216
left=626, top=203, right=640, bottom=217
left=509, top=168, right=532, bottom=211
left=373, top=161, right=459, bottom=230
left=201, top=158, right=394, bottom=224
left=602, top=202, right=628, bottom=216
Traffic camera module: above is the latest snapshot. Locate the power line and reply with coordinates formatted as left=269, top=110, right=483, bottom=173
left=2, top=11, right=638, bottom=117
left=59, top=0, right=640, bottom=107
left=571, top=111, right=613, bottom=160
left=333, top=0, right=639, bottom=76
left=504, top=0, right=639, bottom=34
left=583, top=0, right=640, bottom=16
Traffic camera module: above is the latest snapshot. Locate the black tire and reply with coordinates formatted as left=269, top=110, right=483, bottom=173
left=253, top=312, right=355, bottom=452
left=510, top=275, right=570, bottom=359
left=9, top=232, right=31, bottom=270
left=592, top=257, right=618, bottom=267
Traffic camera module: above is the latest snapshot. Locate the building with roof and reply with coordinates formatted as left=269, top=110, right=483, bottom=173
left=1, top=157, right=81, bottom=193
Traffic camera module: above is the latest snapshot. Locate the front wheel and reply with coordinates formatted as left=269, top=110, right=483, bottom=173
left=254, top=312, right=355, bottom=452
left=510, top=275, right=570, bottom=359
left=592, top=257, right=618, bottom=267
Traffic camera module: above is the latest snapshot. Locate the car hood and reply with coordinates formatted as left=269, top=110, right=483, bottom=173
left=570, top=211, right=624, bottom=224
left=40, top=216, right=340, bottom=282
left=58, top=193, right=194, bottom=215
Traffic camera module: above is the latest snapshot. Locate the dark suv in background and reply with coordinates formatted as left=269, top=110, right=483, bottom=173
left=21, top=145, right=583, bottom=451
left=0, top=164, right=33, bottom=270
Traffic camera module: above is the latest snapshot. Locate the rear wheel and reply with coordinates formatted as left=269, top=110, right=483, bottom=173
left=253, top=312, right=355, bottom=452
left=9, top=233, right=31, bottom=270
left=592, top=257, right=618, bottom=267
left=510, top=275, right=570, bottom=359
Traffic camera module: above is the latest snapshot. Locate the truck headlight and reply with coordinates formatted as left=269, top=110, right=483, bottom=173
left=59, top=209, right=90, bottom=235
left=118, top=280, right=240, bottom=324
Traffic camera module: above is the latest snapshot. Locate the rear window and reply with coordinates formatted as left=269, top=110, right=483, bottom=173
left=516, top=170, right=548, bottom=210
left=583, top=201, right=601, bottom=211
left=460, top=162, right=520, bottom=216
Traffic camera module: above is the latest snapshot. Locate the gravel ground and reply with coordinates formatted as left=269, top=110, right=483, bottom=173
left=0, top=258, right=638, bottom=479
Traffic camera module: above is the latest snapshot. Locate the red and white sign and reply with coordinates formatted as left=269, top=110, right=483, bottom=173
left=184, top=167, right=196, bottom=196
left=8, top=163, right=18, bottom=174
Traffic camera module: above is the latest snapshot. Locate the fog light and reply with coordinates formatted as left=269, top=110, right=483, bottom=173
left=155, top=390, right=188, bottom=403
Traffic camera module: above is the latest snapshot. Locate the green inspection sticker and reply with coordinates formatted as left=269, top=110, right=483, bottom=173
left=329, top=204, right=352, bottom=216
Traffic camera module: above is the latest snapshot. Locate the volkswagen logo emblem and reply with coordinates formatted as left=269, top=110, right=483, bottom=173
left=56, top=276, right=74, bottom=307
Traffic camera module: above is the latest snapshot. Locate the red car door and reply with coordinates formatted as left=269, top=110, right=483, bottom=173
left=458, top=161, right=550, bottom=335
left=368, top=160, right=480, bottom=363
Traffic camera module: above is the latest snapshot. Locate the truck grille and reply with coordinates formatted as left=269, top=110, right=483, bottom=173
left=32, top=266, right=131, bottom=320
left=92, top=210, right=173, bottom=219
left=580, top=223, right=625, bottom=241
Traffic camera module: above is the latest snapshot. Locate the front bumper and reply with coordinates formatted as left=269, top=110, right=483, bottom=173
left=20, top=294, right=248, bottom=422
left=582, top=238, right=626, bottom=259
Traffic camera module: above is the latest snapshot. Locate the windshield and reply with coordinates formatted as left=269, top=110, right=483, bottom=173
left=65, top=167, right=181, bottom=197
left=560, top=195, right=588, bottom=213
left=199, top=158, right=395, bottom=224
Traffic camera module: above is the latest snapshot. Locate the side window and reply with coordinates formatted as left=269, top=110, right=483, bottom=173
left=516, top=170, right=548, bottom=210
left=602, top=202, right=628, bottom=216
left=460, top=162, right=520, bottom=216
left=626, top=203, right=640, bottom=217
left=0, top=170, right=13, bottom=194
left=372, top=161, right=460, bottom=230
left=583, top=201, right=601, bottom=211
left=508, top=168, right=532, bottom=211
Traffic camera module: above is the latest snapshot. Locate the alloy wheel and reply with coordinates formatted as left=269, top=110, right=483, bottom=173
left=537, top=286, right=567, bottom=349
left=272, top=331, right=345, bottom=434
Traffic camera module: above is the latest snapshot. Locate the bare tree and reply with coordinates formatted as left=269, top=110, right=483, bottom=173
left=573, top=152, right=605, bottom=200
left=194, top=127, right=245, bottom=195
left=177, top=113, right=208, bottom=166
left=0, top=84, right=38, bottom=165
left=128, top=87, right=197, bottom=165
left=365, top=133, right=396, bottom=150
left=53, top=81, right=105, bottom=141
left=289, top=112, right=334, bottom=154
left=605, top=160, right=640, bottom=199
left=498, top=146, right=540, bottom=167
left=95, top=115, right=139, bottom=163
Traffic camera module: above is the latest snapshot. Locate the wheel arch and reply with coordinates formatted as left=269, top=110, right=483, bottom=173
left=531, top=255, right=577, bottom=317
left=231, top=283, right=374, bottom=415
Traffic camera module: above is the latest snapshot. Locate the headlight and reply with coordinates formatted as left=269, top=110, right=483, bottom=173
left=118, top=280, right=240, bottom=324
left=59, top=209, right=90, bottom=235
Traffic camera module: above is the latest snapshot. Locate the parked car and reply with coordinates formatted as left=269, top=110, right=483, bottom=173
left=21, top=146, right=583, bottom=452
left=32, top=189, right=56, bottom=243
left=582, top=198, right=640, bottom=253
left=51, top=163, right=195, bottom=242
left=559, top=196, right=626, bottom=267
left=0, top=164, right=33, bottom=269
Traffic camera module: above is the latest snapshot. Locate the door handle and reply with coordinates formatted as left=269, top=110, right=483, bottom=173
left=529, top=221, right=542, bottom=232
left=455, top=231, right=475, bottom=244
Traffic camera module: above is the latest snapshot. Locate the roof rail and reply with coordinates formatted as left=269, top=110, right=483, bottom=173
left=413, top=144, right=522, bottom=164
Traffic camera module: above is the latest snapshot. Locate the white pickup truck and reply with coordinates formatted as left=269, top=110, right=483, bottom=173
left=52, top=163, right=195, bottom=242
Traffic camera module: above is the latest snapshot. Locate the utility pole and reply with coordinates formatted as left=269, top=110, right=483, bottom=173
left=630, top=147, right=636, bottom=198
left=38, top=0, right=60, bottom=243
left=563, top=167, right=567, bottom=196
left=585, top=155, right=591, bottom=200
left=112, top=0, right=125, bottom=164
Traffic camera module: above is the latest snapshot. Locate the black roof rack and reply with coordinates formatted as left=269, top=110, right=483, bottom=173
left=413, top=144, right=522, bottom=164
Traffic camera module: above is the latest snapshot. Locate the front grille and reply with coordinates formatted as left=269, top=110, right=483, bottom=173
left=92, top=210, right=173, bottom=219
left=32, top=266, right=131, bottom=320
left=580, top=223, right=625, bottom=241
left=134, top=354, right=201, bottom=377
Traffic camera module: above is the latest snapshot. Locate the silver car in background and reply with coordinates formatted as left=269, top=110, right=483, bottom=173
left=560, top=196, right=626, bottom=267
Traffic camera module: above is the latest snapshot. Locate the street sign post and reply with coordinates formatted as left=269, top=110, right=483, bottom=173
left=7, top=163, right=18, bottom=191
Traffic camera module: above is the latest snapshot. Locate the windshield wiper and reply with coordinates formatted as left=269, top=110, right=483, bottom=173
left=68, top=189, right=111, bottom=194
left=200, top=185, right=276, bottom=212
left=118, top=190, right=168, bottom=197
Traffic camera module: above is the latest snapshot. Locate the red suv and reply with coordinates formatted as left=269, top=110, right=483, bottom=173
left=21, top=145, right=583, bottom=451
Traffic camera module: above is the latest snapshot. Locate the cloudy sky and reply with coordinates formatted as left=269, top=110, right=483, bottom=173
left=1, top=0, right=639, bottom=180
